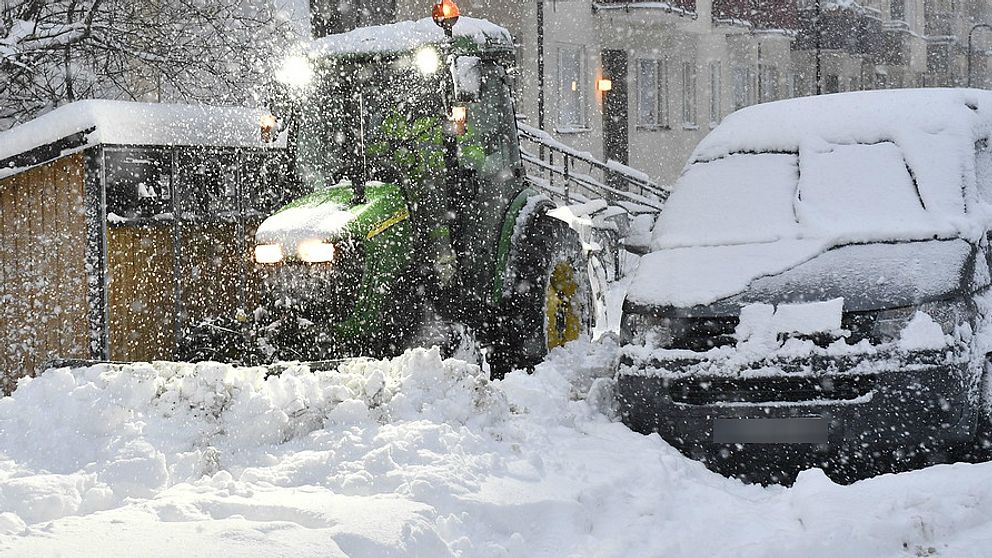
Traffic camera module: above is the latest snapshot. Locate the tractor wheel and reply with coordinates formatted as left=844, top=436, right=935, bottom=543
left=490, top=214, right=593, bottom=379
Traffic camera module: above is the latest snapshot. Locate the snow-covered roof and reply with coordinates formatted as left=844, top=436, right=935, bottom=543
left=693, top=88, right=992, bottom=156
left=0, top=100, right=280, bottom=177
left=309, top=17, right=512, bottom=58
left=690, top=88, right=992, bottom=184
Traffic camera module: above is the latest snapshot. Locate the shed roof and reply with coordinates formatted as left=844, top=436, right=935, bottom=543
left=0, top=100, right=281, bottom=178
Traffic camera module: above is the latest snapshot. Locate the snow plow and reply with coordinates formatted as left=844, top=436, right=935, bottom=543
left=173, top=5, right=593, bottom=376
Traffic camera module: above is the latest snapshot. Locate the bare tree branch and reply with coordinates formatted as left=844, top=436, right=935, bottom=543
left=0, top=0, right=296, bottom=127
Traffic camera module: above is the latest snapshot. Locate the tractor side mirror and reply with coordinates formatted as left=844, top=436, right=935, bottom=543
left=452, top=56, right=481, bottom=103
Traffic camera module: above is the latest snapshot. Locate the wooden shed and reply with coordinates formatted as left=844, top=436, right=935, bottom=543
left=0, top=100, right=292, bottom=390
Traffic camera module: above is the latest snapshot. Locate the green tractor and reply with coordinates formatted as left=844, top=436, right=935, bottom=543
left=183, top=9, right=593, bottom=376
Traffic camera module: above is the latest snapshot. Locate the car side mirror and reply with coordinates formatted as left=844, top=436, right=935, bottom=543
left=452, top=56, right=481, bottom=103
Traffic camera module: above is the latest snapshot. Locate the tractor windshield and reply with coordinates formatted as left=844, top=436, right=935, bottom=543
left=294, top=61, right=445, bottom=191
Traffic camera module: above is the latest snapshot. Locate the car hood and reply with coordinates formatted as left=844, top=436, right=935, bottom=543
left=626, top=238, right=977, bottom=314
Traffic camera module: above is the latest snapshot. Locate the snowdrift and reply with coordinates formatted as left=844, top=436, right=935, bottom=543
left=2, top=342, right=992, bottom=556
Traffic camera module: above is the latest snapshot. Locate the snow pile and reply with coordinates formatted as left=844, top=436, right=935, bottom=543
left=5, top=342, right=992, bottom=556
left=0, top=101, right=280, bottom=176
left=0, top=351, right=505, bottom=526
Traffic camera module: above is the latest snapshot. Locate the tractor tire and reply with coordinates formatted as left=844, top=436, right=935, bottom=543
left=490, top=214, right=593, bottom=379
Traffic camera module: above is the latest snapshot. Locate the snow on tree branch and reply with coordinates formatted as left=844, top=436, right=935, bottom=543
left=0, top=0, right=297, bottom=128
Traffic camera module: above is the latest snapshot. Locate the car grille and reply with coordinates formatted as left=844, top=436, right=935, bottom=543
left=668, top=375, right=877, bottom=405
left=668, top=310, right=884, bottom=352
left=670, top=316, right=739, bottom=351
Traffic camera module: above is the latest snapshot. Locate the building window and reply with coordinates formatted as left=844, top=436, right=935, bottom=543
left=789, top=73, right=805, bottom=97
left=824, top=74, right=840, bottom=93
left=557, top=45, right=587, bottom=130
left=105, top=149, right=173, bottom=220
left=636, top=59, right=670, bottom=128
left=733, top=66, right=753, bottom=110
left=891, top=0, right=905, bottom=20
left=759, top=64, right=779, bottom=102
left=709, top=61, right=721, bottom=124
left=681, top=62, right=697, bottom=126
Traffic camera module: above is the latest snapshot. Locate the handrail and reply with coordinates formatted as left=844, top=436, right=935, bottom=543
left=516, top=121, right=668, bottom=214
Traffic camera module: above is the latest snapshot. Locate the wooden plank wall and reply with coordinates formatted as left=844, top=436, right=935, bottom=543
left=180, top=222, right=265, bottom=325
left=0, top=155, right=89, bottom=391
left=179, top=223, right=245, bottom=326
left=106, top=225, right=176, bottom=362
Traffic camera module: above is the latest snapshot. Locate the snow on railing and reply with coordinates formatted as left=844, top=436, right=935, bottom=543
left=516, top=121, right=669, bottom=281
left=516, top=121, right=668, bottom=215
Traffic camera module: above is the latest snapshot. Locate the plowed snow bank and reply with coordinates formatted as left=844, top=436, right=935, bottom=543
left=1, top=341, right=992, bottom=557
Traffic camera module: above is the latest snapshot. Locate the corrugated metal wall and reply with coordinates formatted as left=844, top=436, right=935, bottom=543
left=0, top=155, right=90, bottom=391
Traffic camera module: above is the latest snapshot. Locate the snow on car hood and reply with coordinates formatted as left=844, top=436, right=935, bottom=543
left=628, top=240, right=830, bottom=308
left=718, top=239, right=973, bottom=312
left=630, top=237, right=976, bottom=310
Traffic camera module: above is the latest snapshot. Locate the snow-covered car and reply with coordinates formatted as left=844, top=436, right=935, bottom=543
left=618, top=89, right=992, bottom=475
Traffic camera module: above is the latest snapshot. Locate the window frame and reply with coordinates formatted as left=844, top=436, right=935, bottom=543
left=634, top=58, right=671, bottom=131
left=681, top=61, right=697, bottom=128
left=709, top=61, right=721, bottom=125
left=556, top=44, right=588, bottom=132
left=733, top=65, right=753, bottom=111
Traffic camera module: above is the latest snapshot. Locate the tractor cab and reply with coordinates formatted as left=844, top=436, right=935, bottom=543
left=190, top=6, right=591, bottom=372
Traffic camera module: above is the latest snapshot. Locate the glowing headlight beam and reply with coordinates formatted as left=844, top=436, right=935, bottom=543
left=254, top=243, right=283, bottom=264
left=414, top=47, right=441, bottom=75
left=297, top=239, right=335, bottom=263
left=275, top=54, right=314, bottom=88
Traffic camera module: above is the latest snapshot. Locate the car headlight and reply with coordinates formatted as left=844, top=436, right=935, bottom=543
left=871, top=298, right=972, bottom=344
left=254, top=243, right=283, bottom=264
left=297, top=239, right=335, bottom=263
left=621, top=311, right=677, bottom=348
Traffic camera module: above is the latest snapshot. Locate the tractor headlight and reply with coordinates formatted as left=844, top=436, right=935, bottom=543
left=254, top=243, right=283, bottom=264
left=297, top=239, right=335, bottom=263
left=414, top=47, right=441, bottom=75
left=275, top=54, right=314, bottom=88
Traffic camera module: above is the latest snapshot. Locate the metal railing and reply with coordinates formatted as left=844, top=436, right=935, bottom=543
left=515, top=122, right=668, bottom=284
left=516, top=122, right=668, bottom=215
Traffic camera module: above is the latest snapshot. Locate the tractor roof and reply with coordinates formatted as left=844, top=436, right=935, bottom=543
left=309, top=16, right=513, bottom=60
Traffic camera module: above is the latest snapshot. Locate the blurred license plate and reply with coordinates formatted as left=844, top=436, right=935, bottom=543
left=713, top=417, right=827, bottom=444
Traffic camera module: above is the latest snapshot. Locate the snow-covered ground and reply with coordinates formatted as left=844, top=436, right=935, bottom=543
left=2, top=339, right=992, bottom=557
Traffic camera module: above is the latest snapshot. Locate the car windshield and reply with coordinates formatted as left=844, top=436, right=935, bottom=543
left=653, top=142, right=956, bottom=250
left=294, top=61, right=443, bottom=191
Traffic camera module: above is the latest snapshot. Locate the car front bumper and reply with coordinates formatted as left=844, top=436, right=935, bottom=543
left=617, top=349, right=978, bottom=460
